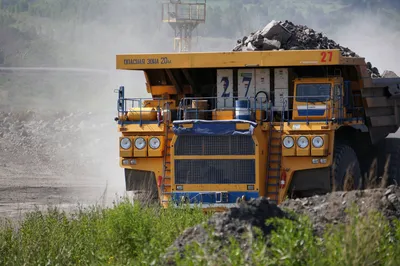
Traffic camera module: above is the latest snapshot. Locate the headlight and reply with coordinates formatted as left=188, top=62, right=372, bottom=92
left=297, top=136, right=309, bottom=148
left=134, top=137, right=146, bottom=150
left=120, top=137, right=131, bottom=150
left=149, top=137, right=161, bottom=149
left=312, top=136, right=324, bottom=148
left=283, top=136, right=294, bottom=148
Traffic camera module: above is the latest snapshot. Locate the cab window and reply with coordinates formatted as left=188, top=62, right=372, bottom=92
left=295, top=83, right=331, bottom=103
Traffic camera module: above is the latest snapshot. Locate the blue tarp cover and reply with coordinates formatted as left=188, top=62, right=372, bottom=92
left=172, top=119, right=258, bottom=136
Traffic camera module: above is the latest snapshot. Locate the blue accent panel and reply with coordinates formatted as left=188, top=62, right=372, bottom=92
left=172, top=119, right=258, bottom=136
left=297, top=109, right=325, bottom=116
left=171, top=191, right=259, bottom=204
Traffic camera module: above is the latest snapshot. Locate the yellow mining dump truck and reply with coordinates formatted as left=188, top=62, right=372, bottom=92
left=114, top=49, right=400, bottom=208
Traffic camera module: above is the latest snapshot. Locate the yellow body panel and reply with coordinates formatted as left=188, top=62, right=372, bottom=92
left=118, top=124, right=165, bottom=133
left=116, top=49, right=365, bottom=70
left=120, top=158, right=164, bottom=177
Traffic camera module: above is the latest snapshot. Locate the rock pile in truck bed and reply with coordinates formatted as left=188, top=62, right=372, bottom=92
left=163, top=186, right=400, bottom=264
left=233, top=20, right=381, bottom=78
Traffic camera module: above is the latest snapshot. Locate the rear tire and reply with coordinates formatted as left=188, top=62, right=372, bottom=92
left=125, top=169, right=159, bottom=205
left=331, top=144, right=362, bottom=191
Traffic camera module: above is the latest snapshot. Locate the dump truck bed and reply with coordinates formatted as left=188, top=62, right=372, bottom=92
left=116, top=49, right=365, bottom=70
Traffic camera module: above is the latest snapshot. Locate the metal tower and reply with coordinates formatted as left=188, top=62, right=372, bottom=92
left=162, top=0, right=206, bottom=52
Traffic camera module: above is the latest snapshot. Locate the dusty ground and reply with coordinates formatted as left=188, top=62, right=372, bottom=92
left=0, top=108, right=126, bottom=220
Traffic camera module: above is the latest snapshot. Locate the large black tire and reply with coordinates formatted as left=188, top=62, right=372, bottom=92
left=380, top=138, right=400, bottom=186
left=331, top=144, right=362, bottom=191
left=125, top=169, right=159, bottom=204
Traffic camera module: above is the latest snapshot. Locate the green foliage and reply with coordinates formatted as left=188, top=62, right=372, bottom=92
left=0, top=199, right=208, bottom=265
left=174, top=208, right=400, bottom=266
left=0, top=200, right=399, bottom=265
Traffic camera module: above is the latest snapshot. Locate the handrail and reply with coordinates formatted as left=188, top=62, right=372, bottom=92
left=116, top=96, right=173, bottom=126
left=177, top=96, right=271, bottom=121
left=115, top=85, right=365, bottom=126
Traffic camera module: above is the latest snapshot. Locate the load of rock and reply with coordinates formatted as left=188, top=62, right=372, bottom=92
left=280, top=185, right=400, bottom=236
left=164, top=186, right=400, bottom=263
left=233, top=20, right=381, bottom=78
left=163, top=197, right=290, bottom=264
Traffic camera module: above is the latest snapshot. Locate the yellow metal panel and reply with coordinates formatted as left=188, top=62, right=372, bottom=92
left=295, top=135, right=311, bottom=156
left=148, top=136, right=164, bottom=157
left=282, top=134, right=296, bottom=156
left=134, top=136, right=148, bottom=157
left=120, top=158, right=163, bottom=177
left=119, top=136, right=133, bottom=157
left=116, top=49, right=356, bottom=70
left=212, top=110, right=235, bottom=120
left=310, top=134, right=329, bottom=156
left=236, top=123, right=250, bottom=130
left=119, top=123, right=165, bottom=133
left=150, top=85, right=177, bottom=95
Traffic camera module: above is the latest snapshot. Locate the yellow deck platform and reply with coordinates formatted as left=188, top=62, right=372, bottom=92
left=116, top=49, right=366, bottom=70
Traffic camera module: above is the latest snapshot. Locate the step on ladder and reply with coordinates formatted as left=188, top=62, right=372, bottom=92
left=266, top=115, right=284, bottom=204
left=160, top=119, right=173, bottom=206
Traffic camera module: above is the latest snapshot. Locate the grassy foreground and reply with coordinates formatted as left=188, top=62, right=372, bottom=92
left=0, top=199, right=399, bottom=266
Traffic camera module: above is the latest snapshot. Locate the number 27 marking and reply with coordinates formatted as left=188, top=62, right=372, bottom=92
left=242, top=76, right=252, bottom=97
left=321, top=51, right=333, bottom=62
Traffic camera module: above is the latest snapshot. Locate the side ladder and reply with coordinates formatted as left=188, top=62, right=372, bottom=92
left=266, top=119, right=284, bottom=204
left=160, top=120, right=173, bottom=206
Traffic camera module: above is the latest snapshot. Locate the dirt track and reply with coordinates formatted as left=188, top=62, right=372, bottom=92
left=0, top=109, right=126, bottom=219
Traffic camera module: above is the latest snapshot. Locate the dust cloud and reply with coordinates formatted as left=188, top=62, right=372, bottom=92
left=0, top=0, right=172, bottom=217
left=330, top=12, right=400, bottom=75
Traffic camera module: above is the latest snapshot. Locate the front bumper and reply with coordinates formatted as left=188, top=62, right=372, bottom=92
left=171, top=191, right=259, bottom=206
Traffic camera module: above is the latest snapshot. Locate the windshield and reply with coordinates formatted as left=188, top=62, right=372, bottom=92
left=295, top=83, right=331, bottom=103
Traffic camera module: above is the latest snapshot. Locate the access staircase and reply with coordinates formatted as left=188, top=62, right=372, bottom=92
left=160, top=121, right=173, bottom=206
left=266, top=119, right=284, bottom=204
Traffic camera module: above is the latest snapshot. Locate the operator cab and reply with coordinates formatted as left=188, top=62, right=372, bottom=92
left=292, top=77, right=344, bottom=122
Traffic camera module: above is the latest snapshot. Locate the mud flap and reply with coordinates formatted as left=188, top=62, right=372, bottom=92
left=289, top=167, right=331, bottom=198
left=124, top=169, right=158, bottom=202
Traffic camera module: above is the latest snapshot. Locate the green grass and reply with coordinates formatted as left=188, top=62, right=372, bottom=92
left=175, top=206, right=400, bottom=266
left=0, top=200, right=399, bottom=265
left=0, top=199, right=209, bottom=265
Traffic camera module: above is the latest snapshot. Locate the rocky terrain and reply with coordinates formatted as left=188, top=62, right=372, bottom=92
left=164, top=186, right=400, bottom=263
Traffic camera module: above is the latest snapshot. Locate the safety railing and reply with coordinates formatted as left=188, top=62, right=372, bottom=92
left=175, top=92, right=365, bottom=125
left=266, top=91, right=365, bottom=125
left=115, top=86, right=173, bottom=126
left=162, top=2, right=206, bottom=22
left=177, top=96, right=271, bottom=122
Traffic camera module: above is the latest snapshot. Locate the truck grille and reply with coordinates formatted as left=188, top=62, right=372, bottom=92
left=175, top=159, right=255, bottom=184
left=174, top=135, right=255, bottom=156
